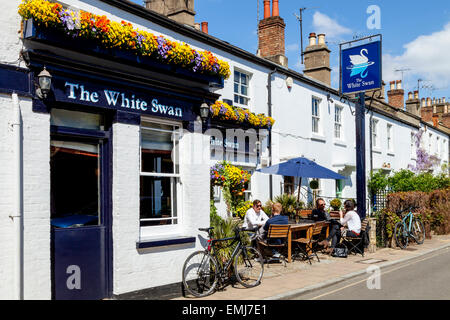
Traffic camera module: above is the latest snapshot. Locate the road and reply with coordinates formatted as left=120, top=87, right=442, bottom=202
left=290, top=247, right=450, bottom=300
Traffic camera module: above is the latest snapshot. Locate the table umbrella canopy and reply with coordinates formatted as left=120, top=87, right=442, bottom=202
left=256, top=157, right=345, bottom=180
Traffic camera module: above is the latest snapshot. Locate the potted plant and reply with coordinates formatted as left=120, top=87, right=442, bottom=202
left=329, top=198, right=342, bottom=218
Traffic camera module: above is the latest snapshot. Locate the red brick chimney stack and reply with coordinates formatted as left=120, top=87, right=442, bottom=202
left=257, top=0, right=288, bottom=67
left=387, top=80, right=405, bottom=109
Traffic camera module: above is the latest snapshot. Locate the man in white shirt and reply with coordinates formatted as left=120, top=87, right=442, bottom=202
left=242, top=200, right=269, bottom=240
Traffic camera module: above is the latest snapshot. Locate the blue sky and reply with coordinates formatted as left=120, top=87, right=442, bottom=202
left=130, top=0, right=450, bottom=101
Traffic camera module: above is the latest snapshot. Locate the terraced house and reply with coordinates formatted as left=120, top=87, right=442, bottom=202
left=0, top=0, right=448, bottom=300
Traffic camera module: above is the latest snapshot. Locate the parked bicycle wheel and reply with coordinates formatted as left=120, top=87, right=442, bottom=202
left=394, top=221, right=409, bottom=249
left=182, top=251, right=219, bottom=297
left=412, top=218, right=425, bottom=244
left=234, top=246, right=264, bottom=288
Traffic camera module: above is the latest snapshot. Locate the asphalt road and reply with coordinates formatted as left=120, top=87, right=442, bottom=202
left=290, top=247, right=450, bottom=300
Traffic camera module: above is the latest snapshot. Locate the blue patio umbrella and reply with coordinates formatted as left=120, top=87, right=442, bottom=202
left=256, top=157, right=345, bottom=179
left=256, top=157, right=345, bottom=201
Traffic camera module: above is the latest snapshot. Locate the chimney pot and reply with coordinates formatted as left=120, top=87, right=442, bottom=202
left=272, top=0, right=279, bottom=17
left=389, top=81, right=395, bottom=90
left=396, top=80, right=402, bottom=90
left=263, top=0, right=270, bottom=19
left=414, top=90, right=419, bottom=99
left=309, top=33, right=317, bottom=46
left=408, top=92, right=413, bottom=100
left=427, top=97, right=432, bottom=106
left=421, top=98, right=426, bottom=107
left=201, top=21, right=208, bottom=34
left=317, top=33, right=326, bottom=45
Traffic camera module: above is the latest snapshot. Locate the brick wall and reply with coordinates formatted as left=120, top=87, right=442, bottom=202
left=387, top=89, right=405, bottom=109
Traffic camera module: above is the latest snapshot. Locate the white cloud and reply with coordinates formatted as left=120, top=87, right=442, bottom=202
left=312, top=12, right=352, bottom=40
left=383, top=22, right=450, bottom=95
left=286, top=43, right=299, bottom=53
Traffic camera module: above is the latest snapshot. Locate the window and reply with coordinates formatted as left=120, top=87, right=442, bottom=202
left=334, top=106, right=343, bottom=139
left=140, top=121, right=181, bottom=227
left=234, top=70, right=250, bottom=106
left=312, top=97, right=321, bottom=134
left=429, top=133, right=433, bottom=153
left=411, top=132, right=416, bottom=158
left=371, top=119, right=379, bottom=148
left=387, top=124, right=393, bottom=151
left=436, top=137, right=440, bottom=156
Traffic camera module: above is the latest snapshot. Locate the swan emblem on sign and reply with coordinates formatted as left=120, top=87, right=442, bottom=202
left=347, top=48, right=375, bottom=78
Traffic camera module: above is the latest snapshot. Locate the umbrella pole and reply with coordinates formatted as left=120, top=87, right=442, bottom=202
left=297, top=177, right=302, bottom=203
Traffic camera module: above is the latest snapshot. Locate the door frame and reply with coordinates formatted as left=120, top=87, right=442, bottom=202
left=50, top=123, right=113, bottom=299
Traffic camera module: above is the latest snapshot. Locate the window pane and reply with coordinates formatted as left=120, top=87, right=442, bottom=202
left=141, top=129, right=174, bottom=174
left=51, top=140, right=100, bottom=228
left=51, top=109, right=103, bottom=130
left=140, top=176, right=177, bottom=226
left=241, top=85, right=247, bottom=96
left=241, top=73, right=248, bottom=85
left=234, top=83, right=239, bottom=93
left=234, top=71, right=240, bottom=82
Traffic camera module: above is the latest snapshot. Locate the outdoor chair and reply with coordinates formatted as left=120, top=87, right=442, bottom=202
left=292, top=222, right=325, bottom=264
left=341, top=218, right=370, bottom=257
left=258, top=224, right=291, bottom=267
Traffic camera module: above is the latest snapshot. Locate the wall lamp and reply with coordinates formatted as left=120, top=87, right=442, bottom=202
left=199, top=102, right=210, bottom=124
left=36, top=67, right=52, bottom=99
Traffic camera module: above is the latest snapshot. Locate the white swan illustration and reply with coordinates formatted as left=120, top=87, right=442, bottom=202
left=347, top=48, right=374, bottom=78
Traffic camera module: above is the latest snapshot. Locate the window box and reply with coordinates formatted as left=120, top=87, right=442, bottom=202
left=23, top=19, right=224, bottom=87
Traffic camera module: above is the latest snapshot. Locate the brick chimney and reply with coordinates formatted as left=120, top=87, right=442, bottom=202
left=405, top=90, right=421, bottom=117
left=257, top=0, right=288, bottom=67
left=303, top=32, right=331, bottom=85
left=201, top=21, right=208, bottom=34
left=387, top=80, right=405, bottom=109
left=145, top=0, right=196, bottom=26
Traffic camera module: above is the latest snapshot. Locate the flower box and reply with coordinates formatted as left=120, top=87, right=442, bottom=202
left=23, top=18, right=224, bottom=87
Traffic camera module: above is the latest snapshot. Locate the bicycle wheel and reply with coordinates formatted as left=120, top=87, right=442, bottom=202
left=182, top=250, right=219, bottom=297
left=412, top=218, right=425, bottom=245
left=234, top=246, right=264, bottom=288
left=394, top=221, right=409, bottom=249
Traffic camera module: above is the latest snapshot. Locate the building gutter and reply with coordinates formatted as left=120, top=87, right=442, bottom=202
left=9, top=92, right=23, bottom=299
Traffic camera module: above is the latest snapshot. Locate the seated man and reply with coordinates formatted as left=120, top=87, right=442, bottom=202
left=258, top=202, right=288, bottom=258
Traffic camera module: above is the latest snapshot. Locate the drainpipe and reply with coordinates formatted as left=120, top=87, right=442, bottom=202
left=267, top=69, right=277, bottom=200
left=9, top=92, right=23, bottom=300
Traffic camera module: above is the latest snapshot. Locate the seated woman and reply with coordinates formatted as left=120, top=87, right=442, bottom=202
left=319, top=199, right=361, bottom=254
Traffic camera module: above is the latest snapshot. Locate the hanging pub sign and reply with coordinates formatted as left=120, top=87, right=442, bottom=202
left=340, top=37, right=382, bottom=95
left=51, top=76, right=197, bottom=122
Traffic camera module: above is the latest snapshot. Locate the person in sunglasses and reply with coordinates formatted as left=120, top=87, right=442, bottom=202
left=242, top=199, right=269, bottom=231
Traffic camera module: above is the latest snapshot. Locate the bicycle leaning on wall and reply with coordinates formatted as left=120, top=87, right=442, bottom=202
left=181, top=227, right=264, bottom=298
left=394, top=206, right=425, bottom=249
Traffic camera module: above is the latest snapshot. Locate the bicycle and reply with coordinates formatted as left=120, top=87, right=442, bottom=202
left=394, top=206, right=425, bottom=249
left=181, top=226, right=264, bottom=298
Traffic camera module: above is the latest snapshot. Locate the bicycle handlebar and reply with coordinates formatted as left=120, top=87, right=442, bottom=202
left=396, top=206, right=420, bottom=214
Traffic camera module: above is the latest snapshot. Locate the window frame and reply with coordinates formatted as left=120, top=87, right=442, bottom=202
left=371, top=119, right=379, bottom=148
left=312, top=97, right=321, bottom=134
left=139, top=119, right=183, bottom=232
left=386, top=124, right=393, bottom=152
left=233, top=69, right=251, bottom=107
left=334, top=105, right=344, bottom=140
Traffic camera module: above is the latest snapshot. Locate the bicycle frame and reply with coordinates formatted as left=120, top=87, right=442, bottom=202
left=401, top=211, right=414, bottom=233
left=209, top=235, right=245, bottom=278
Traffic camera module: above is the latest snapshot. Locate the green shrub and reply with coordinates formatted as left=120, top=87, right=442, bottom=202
left=329, top=198, right=342, bottom=211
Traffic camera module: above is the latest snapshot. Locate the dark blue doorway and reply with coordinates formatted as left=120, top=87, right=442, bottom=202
left=50, top=112, right=112, bottom=300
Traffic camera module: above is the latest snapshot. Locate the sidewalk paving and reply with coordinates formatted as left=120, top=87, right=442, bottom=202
left=173, top=234, right=450, bottom=300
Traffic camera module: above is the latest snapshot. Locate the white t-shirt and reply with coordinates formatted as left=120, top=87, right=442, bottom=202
left=242, top=208, right=269, bottom=229
left=340, top=210, right=361, bottom=234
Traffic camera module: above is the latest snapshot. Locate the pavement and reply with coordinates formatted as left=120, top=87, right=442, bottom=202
left=173, top=234, right=450, bottom=300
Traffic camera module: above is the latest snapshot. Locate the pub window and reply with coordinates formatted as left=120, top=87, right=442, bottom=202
left=140, top=121, right=181, bottom=227
left=334, top=105, right=343, bottom=140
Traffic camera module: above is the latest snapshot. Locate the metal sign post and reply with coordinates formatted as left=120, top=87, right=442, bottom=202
left=339, top=35, right=382, bottom=219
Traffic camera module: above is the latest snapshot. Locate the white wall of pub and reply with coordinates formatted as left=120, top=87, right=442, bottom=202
left=0, top=0, right=448, bottom=298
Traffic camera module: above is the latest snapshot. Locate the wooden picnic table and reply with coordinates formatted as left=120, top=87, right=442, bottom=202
left=287, top=221, right=330, bottom=263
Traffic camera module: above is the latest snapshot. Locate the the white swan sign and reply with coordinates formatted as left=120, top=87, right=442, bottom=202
left=340, top=40, right=382, bottom=94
